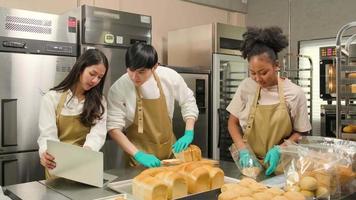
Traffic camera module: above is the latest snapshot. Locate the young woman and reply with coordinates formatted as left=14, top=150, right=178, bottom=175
left=37, top=49, right=109, bottom=173
left=107, top=43, right=199, bottom=168
left=227, top=27, right=311, bottom=175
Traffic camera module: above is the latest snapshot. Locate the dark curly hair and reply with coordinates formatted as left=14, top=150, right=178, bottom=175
left=51, top=49, right=109, bottom=127
left=240, top=26, right=288, bottom=62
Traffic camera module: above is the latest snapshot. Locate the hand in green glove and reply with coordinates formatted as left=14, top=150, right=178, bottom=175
left=239, top=148, right=251, bottom=167
left=172, top=130, right=194, bottom=153
left=264, top=145, right=281, bottom=176
left=133, top=151, right=161, bottom=168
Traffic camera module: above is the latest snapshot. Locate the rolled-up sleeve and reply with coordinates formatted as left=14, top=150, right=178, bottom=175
left=37, top=93, right=60, bottom=156
left=83, top=98, right=108, bottom=151
left=107, top=82, right=127, bottom=132
left=226, top=79, right=247, bottom=118
left=174, top=72, right=199, bottom=121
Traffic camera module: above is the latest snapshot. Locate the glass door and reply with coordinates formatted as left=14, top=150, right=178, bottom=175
left=212, top=53, right=248, bottom=160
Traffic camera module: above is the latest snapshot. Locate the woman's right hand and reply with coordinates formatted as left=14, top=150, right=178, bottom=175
left=40, top=151, right=56, bottom=169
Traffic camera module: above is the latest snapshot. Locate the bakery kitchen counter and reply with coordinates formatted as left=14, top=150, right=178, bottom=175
left=2, top=161, right=248, bottom=200
left=4, top=160, right=356, bottom=200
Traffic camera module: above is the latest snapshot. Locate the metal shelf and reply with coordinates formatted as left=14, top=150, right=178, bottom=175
left=282, top=53, right=313, bottom=131
left=335, top=21, right=356, bottom=140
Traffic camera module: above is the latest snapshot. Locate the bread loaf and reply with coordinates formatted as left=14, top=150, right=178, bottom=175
left=181, top=163, right=210, bottom=193
left=133, top=161, right=225, bottom=199
left=201, top=165, right=224, bottom=189
left=175, top=145, right=202, bottom=162
left=132, top=175, right=168, bottom=200
left=155, top=171, right=188, bottom=199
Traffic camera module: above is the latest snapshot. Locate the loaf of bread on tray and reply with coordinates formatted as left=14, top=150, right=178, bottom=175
left=132, top=161, right=224, bottom=200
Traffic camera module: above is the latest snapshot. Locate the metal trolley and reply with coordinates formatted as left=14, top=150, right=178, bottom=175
left=335, top=21, right=356, bottom=140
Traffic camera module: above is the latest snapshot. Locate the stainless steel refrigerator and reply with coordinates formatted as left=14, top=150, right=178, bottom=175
left=0, top=7, right=77, bottom=185
left=64, top=5, right=152, bottom=169
left=165, top=66, right=210, bottom=158
left=168, top=23, right=248, bottom=160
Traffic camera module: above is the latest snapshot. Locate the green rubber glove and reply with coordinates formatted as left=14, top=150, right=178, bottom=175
left=133, top=151, right=161, bottom=168
left=239, top=148, right=251, bottom=168
left=264, top=145, right=281, bottom=176
left=172, top=130, right=194, bottom=153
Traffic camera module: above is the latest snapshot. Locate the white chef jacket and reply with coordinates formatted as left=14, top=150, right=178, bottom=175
left=37, top=90, right=107, bottom=156
left=107, top=66, right=199, bottom=132
left=227, top=77, right=312, bottom=133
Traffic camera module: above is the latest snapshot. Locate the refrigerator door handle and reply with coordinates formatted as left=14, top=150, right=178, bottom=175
left=0, top=156, right=18, bottom=186
left=1, top=99, right=18, bottom=147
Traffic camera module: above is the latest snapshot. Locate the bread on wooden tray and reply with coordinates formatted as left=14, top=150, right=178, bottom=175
left=132, top=161, right=225, bottom=200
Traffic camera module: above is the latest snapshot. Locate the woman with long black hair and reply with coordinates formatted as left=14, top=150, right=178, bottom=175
left=37, top=49, right=109, bottom=174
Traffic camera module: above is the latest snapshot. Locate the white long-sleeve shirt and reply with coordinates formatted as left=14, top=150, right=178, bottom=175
left=107, top=66, right=199, bottom=132
left=37, top=90, right=107, bottom=156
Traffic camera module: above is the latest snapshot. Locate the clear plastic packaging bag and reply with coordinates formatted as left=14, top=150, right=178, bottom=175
left=229, top=143, right=263, bottom=179
left=280, top=137, right=356, bottom=199
left=299, top=136, right=356, bottom=198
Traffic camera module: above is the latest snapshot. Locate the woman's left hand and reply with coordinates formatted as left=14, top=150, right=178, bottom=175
left=264, top=146, right=281, bottom=176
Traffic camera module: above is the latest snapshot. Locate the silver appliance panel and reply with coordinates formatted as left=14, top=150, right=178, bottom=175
left=0, top=151, right=42, bottom=186
left=172, top=72, right=210, bottom=157
left=0, top=7, right=76, bottom=43
left=0, top=52, right=76, bottom=153
left=168, top=23, right=245, bottom=68
left=82, top=5, right=151, bottom=47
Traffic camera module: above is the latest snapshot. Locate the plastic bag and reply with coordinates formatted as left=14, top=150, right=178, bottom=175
left=299, top=136, right=356, bottom=198
left=229, top=143, right=263, bottom=179
left=280, top=137, right=356, bottom=199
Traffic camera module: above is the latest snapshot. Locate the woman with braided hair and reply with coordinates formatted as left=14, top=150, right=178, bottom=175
left=227, top=27, right=311, bottom=176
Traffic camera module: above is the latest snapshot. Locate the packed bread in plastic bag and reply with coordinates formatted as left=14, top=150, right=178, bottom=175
left=299, top=136, right=356, bottom=198
left=280, top=138, right=356, bottom=199
left=229, top=143, right=263, bottom=179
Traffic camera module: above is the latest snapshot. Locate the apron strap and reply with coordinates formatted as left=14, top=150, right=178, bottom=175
left=243, top=84, right=261, bottom=140
left=55, top=91, right=69, bottom=125
left=277, top=78, right=286, bottom=106
left=134, top=70, right=164, bottom=134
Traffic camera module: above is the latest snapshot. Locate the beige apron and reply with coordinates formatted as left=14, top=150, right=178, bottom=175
left=124, top=72, right=176, bottom=167
left=243, top=78, right=292, bottom=160
left=45, top=91, right=91, bottom=178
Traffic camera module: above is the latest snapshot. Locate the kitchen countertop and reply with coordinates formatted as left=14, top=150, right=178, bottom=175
left=4, top=161, right=356, bottom=200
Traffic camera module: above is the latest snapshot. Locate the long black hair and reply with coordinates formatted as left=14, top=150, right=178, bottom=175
left=125, top=42, right=158, bottom=70
left=51, top=49, right=109, bottom=127
left=240, top=26, right=288, bottom=62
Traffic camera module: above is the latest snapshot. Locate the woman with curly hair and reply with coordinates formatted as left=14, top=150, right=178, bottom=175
left=227, top=27, right=311, bottom=175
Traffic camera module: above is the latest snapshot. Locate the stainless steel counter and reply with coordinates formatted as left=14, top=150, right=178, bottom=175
left=5, top=181, right=69, bottom=200
left=3, top=161, right=243, bottom=200
left=4, top=161, right=356, bottom=200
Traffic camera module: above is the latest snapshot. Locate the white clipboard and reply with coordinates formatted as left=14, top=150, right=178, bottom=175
left=47, top=140, right=104, bottom=187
